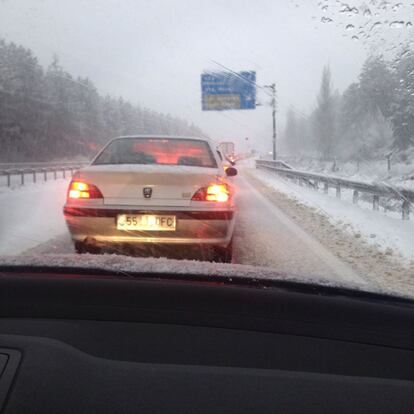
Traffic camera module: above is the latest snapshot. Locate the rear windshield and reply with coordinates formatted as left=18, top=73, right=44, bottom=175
left=93, top=138, right=217, bottom=168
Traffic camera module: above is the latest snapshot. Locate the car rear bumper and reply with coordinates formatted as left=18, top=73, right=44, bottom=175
left=63, top=206, right=235, bottom=247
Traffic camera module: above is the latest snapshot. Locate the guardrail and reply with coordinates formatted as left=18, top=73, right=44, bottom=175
left=256, top=159, right=414, bottom=220
left=0, top=161, right=88, bottom=169
left=0, top=162, right=89, bottom=187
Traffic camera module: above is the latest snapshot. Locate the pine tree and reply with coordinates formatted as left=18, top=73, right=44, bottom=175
left=284, top=108, right=299, bottom=154
left=0, top=38, right=206, bottom=161
left=359, top=56, right=395, bottom=118
left=391, top=51, right=414, bottom=150
left=313, top=66, right=336, bottom=159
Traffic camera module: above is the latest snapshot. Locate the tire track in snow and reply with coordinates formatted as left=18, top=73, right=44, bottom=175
left=233, top=175, right=367, bottom=286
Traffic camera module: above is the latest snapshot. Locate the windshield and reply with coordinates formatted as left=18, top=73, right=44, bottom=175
left=93, top=138, right=217, bottom=167
left=0, top=0, right=414, bottom=300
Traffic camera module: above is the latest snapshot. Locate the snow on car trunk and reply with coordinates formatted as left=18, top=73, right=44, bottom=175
left=76, top=164, right=221, bottom=207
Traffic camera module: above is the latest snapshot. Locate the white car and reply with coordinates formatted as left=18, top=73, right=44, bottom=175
left=63, top=135, right=237, bottom=262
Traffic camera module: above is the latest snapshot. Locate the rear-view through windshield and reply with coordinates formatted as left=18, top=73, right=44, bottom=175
left=93, top=138, right=217, bottom=168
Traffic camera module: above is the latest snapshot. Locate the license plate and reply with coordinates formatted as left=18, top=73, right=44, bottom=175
left=117, top=214, right=176, bottom=231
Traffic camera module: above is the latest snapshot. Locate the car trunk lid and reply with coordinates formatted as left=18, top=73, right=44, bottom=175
left=77, top=164, right=221, bottom=207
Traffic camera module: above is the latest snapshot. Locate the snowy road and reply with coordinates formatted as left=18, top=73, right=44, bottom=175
left=0, top=173, right=367, bottom=288
left=232, top=176, right=364, bottom=284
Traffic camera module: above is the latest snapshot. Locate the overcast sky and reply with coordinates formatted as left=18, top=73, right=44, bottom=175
left=0, top=0, right=411, bottom=152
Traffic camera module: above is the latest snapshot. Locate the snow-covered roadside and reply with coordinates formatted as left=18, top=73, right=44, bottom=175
left=250, top=167, right=414, bottom=265
left=245, top=168, right=414, bottom=297
left=0, top=179, right=69, bottom=255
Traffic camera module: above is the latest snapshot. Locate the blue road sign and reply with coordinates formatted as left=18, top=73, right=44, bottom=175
left=201, top=71, right=256, bottom=111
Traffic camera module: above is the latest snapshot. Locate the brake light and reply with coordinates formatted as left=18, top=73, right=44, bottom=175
left=68, top=181, right=103, bottom=199
left=192, top=184, right=230, bottom=202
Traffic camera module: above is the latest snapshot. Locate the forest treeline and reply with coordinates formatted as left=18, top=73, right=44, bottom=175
left=284, top=49, right=414, bottom=161
left=0, top=39, right=205, bottom=162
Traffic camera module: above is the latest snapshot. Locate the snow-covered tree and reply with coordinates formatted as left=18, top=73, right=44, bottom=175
left=0, top=38, right=206, bottom=161
left=284, top=108, right=299, bottom=154
left=313, top=66, right=336, bottom=159
left=391, top=51, right=414, bottom=150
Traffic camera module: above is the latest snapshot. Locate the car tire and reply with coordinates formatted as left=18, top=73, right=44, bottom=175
left=213, top=239, right=233, bottom=263
left=74, top=241, right=100, bottom=255
left=74, top=241, right=86, bottom=254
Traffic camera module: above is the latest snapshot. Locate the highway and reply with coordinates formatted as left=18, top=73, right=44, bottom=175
left=0, top=172, right=366, bottom=288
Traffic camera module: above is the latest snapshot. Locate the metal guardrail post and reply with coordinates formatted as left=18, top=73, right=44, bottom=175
left=386, top=153, right=392, bottom=172
left=373, top=195, right=379, bottom=211
left=336, top=184, right=341, bottom=199
left=63, top=168, right=66, bottom=179
left=33, top=170, right=36, bottom=183
left=21, top=171, right=24, bottom=186
left=53, top=169, right=57, bottom=180
left=7, top=172, right=10, bottom=187
left=324, top=183, right=329, bottom=194
left=43, top=169, right=47, bottom=181
left=353, top=190, right=359, bottom=205
left=402, top=201, right=410, bottom=220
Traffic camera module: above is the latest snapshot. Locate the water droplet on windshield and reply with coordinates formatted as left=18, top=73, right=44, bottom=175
left=406, top=21, right=413, bottom=28
left=392, top=3, right=403, bottom=12
left=363, top=8, right=372, bottom=16
left=371, top=22, right=382, bottom=30
left=390, top=21, right=405, bottom=28
left=346, top=24, right=355, bottom=31
left=321, top=16, right=333, bottom=23
left=339, top=4, right=358, bottom=15
left=351, top=35, right=359, bottom=41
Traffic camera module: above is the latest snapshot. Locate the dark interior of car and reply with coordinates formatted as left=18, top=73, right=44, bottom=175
left=177, top=155, right=203, bottom=166
left=0, top=268, right=413, bottom=413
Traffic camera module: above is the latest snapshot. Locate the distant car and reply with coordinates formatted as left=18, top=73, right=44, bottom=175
left=63, top=135, right=237, bottom=262
left=216, top=150, right=236, bottom=175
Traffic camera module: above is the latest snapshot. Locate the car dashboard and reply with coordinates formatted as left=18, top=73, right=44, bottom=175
left=0, top=268, right=413, bottom=413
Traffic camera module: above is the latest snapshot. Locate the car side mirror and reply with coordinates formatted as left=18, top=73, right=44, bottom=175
left=225, top=166, right=238, bottom=177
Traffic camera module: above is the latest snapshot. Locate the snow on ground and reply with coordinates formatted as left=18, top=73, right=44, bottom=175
left=233, top=176, right=365, bottom=286
left=0, top=161, right=412, bottom=298
left=251, top=167, right=414, bottom=264
left=245, top=166, right=414, bottom=298
left=0, top=178, right=69, bottom=255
